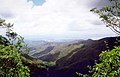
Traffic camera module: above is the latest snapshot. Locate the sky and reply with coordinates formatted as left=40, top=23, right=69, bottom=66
left=0, top=0, right=117, bottom=41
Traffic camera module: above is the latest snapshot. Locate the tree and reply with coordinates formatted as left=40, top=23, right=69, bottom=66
left=90, top=0, right=120, bottom=34
left=91, top=47, right=120, bottom=77
left=77, top=47, right=120, bottom=77
left=77, top=0, right=120, bottom=76
left=0, top=45, right=30, bottom=77
left=0, top=18, right=30, bottom=77
left=0, top=18, right=29, bottom=53
left=89, top=0, right=120, bottom=76
left=0, top=35, right=9, bottom=45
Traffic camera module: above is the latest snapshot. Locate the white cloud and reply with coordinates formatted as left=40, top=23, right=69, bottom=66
left=0, top=0, right=116, bottom=40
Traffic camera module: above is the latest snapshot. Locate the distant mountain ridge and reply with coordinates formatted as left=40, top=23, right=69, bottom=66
left=27, top=39, right=84, bottom=62
left=27, top=36, right=120, bottom=77
left=1, top=36, right=119, bottom=77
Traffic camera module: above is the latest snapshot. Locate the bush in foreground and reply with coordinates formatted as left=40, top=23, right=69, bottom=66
left=0, top=45, right=30, bottom=77
left=77, top=46, right=120, bottom=77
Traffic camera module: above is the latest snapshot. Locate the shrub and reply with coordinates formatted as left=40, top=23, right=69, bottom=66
left=77, top=46, right=120, bottom=77
left=91, top=46, right=120, bottom=77
left=0, top=45, right=30, bottom=77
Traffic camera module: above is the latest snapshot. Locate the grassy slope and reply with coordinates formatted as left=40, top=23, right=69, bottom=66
left=30, top=41, right=84, bottom=62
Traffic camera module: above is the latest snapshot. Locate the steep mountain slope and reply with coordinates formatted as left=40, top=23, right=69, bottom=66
left=53, top=36, right=120, bottom=77
left=32, top=46, right=55, bottom=58
left=25, top=36, right=120, bottom=77
left=28, top=40, right=84, bottom=62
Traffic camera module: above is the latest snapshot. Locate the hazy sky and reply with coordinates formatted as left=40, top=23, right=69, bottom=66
left=0, top=0, right=116, bottom=41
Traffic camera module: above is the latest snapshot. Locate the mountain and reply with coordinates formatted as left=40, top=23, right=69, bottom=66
left=53, top=36, right=120, bottom=77
left=26, top=36, right=120, bottom=77
left=27, top=40, right=84, bottom=62
left=1, top=35, right=120, bottom=77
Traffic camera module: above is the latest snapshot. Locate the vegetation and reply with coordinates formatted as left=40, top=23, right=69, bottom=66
left=0, top=35, right=9, bottom=45
left=0, top=18, right=30, bottom=77
left=77, top=0, right=120, bottom=76
left=0, top=45, right=30, bottom=77
left=90, top=0, right=120, bottom=34
left=91, top=0, right=120, bottom=76
left=21, top=55, right=55, bottom=69
left=31, top=42, right=83, bottom=62
left=0, top=18, right=55, bottom=77
left=1, top=0, right=120, bottom=77
left=91, top=46, right=120, bottom=77
left=77, top=46, right=120, bottom=77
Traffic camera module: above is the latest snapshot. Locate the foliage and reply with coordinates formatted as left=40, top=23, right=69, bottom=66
left=0, top=45, right=30, bottom=77
left=0, top=18, right=30, bottom=77
left=77, top=46, right=120, bottom=77
left=0, top=35, right=9, bottom=45
left=91, top=46, right=120, bottom=77
left=77, top=1, right=120, bottom=76
left=21, top=55, right=55, bottom=69
left=0, top=18, right=29, bottom=54
left=90, top=0, right=120, bottom=34
left=0, top=18, right=17, bottom=44
left=0, top=18, right=56, bottom=77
